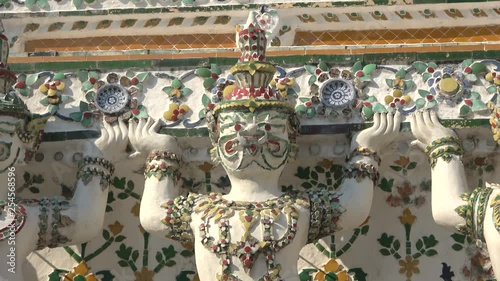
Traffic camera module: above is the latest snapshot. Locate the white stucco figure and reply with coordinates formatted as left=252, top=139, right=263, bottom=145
left=410, top=109, right=500, bottom=278
left=132, top=8, right=401, bottom=281
left=0, top=99, right=128, bottom=281
left=0, top=22, right=130, bottom=280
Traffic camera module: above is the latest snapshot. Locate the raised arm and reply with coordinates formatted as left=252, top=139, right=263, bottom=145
left=128, top=117, right=185, bottom=238
left=410, top=110, right=467, bottom=231
left=335, top=112, right=401, bottom=232
left=56, top=120, right=128, bottom=246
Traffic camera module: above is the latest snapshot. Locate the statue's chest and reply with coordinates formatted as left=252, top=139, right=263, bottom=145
left=191, top=193, right=310, bottom=281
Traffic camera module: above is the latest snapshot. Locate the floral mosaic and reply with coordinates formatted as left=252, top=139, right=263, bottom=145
left=19, top=171, right=44, bottom=194
left=464, top=157, right=495, bottom=187
left=8, top=59, right=500, bottom=132
left=379, top=178, right=431, bottom=208
left=15, top=144, right=499, bottom=281
left=46, top=176, right=196, bottom=281
left=7, top=53, right=500, bottom=281
left=378, top=208, right=439, bottom=281
left=301, top=61, right=373, bottom=119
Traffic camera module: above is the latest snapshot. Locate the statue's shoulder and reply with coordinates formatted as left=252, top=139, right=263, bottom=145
left=161, top=193, right=201, bottom=243
left=303, top=189, right=345, bottom=243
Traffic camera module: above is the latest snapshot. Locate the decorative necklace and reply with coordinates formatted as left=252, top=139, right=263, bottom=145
left=194, top=193, right=309, bottom=281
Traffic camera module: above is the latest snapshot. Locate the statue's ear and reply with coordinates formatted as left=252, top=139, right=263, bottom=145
left=17, top=114, right=50, bottom=150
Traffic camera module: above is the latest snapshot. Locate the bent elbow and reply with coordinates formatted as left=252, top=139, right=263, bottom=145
left=432, top=209, right=464, bottom=231
left=139, top=209, right=166, bottom=236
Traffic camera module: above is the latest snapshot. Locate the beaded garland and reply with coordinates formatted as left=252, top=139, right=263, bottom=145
left=145, top=161, right=180, bottom=181
left=78, top=156, right=115, bottom=175
left=161, top=194, right=197, bottom=243
left=77, top=156, right=114, bottom=189
left=490, top=191, right=500, bottom=234
left=344, top=162, right=379, bottom=185
left=145, top=150, right=181, bottom=181
left=77, top=167, right=112, bottom=189
left=344, top=146, right=381, bottom=184
left=424, top=136, right=461, bottom=155
left=455, top=189, right=479, bottom=237
left=429, top=145, right=464, bottom=169
left=146, top=150, right=181, bottom=163
left=0, top=200, right=27, bottom=240
left=307, top=189, right=345, bottom=243
left=347, top=146, right=381, bottom=166
left=455, top=187, right=494, bottom=242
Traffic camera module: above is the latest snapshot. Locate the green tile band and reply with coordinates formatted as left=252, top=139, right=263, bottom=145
left=41, top=119, right=491, bottom=141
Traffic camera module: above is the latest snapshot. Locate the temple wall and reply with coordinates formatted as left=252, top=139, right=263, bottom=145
left=2, top=1, right=500, bottom=280
left=0, top=61, right=494, bottom=281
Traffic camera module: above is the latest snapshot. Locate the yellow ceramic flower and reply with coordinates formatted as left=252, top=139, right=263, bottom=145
left=171, top=88, right=182, bottom=98
left=134, top=266, right=155, bottom=281
left=271, top=77, right=295, bottom=98
left=108, top=221, right=124, bottom=236
left=399, top=208, right=417, bottom=225
left=198, top=162, right=214, bottom=172
left=398, top=255, right=420, bottom=278
left=63, top=261, right=98, bottom=281
left=314, top=259, right=350, bottom=281
left=131, top=202, right=140, bottom=217
left=485, top=72, right=495, bottom=82
left=164, top=103, right=190, bottom=121
left=394, top=156, right=410, bottom=167
left=318, top=158, right=333, bottom=169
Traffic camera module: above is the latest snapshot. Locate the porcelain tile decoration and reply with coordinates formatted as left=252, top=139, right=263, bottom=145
left=2, top=1, right=500, bottom=281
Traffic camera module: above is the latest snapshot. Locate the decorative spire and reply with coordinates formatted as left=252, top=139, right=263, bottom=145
left=203, top=7, right=296, bottom=117
left=237, top=5, right=279, bottom=63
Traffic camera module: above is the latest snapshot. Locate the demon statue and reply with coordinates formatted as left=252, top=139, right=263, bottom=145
left=131, top=8, right=401, bottom=281
left=0, top=22, right=128, bottom=281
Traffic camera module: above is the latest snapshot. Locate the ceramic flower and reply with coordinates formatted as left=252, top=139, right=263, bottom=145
left=398, top=255, right=420, bottom=279
left=163, top=78, right=192, bottom=99
left=63, top=261, right=98, bottom=281
left=313, top=259, right=350, bottom=281
left=164, top=103, right=190, bottom=121
left=134, top=267, right=155, bottom=281
left=399, top=208, right=416, bottom=225
left=271, top=77, right=295, bottom=98
left=39, top=73, right=69, bottom=113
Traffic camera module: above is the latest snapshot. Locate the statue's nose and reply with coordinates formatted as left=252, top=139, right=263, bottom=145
left=245, top=123, right=258, bottom=135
